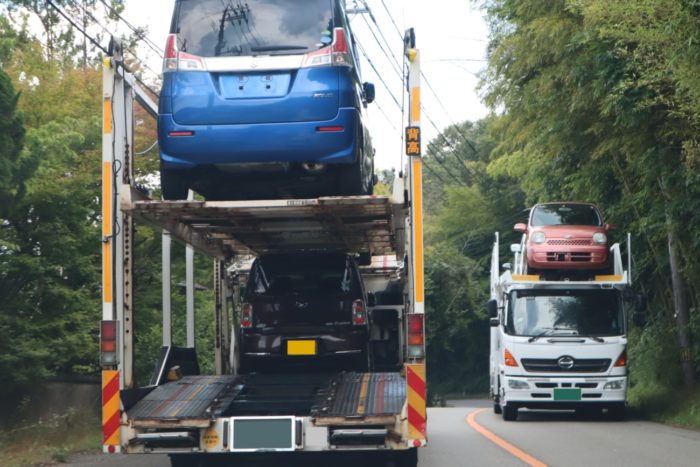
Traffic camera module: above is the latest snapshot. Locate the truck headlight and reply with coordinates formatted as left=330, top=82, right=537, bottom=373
left=508, top=379, right=529, bottom=389
left=603, top=379, right=625, bottom=390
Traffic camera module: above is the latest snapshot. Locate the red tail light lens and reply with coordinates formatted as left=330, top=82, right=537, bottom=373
left=100, top=320, right=119, bottom=366
left=163, top=33, right=205, bottom=72
left=302, top=28, right=353, bottom=68
left=407, top=313, right=425, bottom=358
left=241, top=303, right=253, bottom=329
left=614, top=349, right=627, bottom=367
left=352, top=300, right=367, bottom=325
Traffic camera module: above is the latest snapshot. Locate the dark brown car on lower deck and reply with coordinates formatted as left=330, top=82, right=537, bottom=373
left=239, top=252, right=370, bottom=373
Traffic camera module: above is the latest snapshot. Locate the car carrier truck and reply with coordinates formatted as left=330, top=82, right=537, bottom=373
left=489, top=231, right=640, bottom=421
left=98, top=37, right=426, bottom=465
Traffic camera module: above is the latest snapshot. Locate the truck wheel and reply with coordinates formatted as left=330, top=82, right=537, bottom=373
left=493, top=401, right=502, bottom=414
left=161, top=165, right=189, bottom=200
left=502, top=404, right=518, bottom=421
left=169, top=454, right=203, bottom=467
left=390, top=448, right=418, bottom=467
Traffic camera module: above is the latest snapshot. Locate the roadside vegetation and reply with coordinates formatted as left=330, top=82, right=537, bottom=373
left=1, top=4, right=699, bottom=463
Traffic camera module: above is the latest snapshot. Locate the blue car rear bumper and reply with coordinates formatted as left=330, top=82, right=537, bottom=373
left=159, top=108, right=359, bottom=169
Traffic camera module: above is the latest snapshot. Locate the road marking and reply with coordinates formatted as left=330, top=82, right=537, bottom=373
left=466, top=409, right=548, bottom=467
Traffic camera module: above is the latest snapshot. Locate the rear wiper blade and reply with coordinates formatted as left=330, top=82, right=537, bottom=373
left=251, top=45, right=308, bottom=52
left=578, top=335, right=605, bottom=343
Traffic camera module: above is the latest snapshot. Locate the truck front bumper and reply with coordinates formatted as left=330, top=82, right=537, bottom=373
left=501, top=375, right=626, bottom=408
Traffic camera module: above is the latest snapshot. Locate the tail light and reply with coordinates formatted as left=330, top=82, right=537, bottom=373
left=504, top=348, right=518, bottom=367
left=614, top=349, right=626, bottom=367
left=302, top=28, right=352, bottom=68
left=352, top=299, right=367, bottom=326
left=100, top=320, right=119, bottom=366
left=163, top=34, right=205, bottom=72
left=407, top=313, right=424, bottom=359
left=241, top=303, right=253, bottom=329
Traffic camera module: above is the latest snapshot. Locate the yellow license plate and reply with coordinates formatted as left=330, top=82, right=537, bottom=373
left=287, top=340, right=317, bottom=356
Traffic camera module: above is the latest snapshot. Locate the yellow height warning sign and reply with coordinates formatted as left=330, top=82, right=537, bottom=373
left=406, top=126, right=421, bottom=156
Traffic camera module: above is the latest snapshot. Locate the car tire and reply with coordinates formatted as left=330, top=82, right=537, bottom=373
left=340, top=161, right=368, bottom=196
left=160, top=165, right=189, bottom=200
left=502, top=404, right=518, bottom=421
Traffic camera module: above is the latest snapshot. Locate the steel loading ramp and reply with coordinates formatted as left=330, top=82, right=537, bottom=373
left=121, top=188, right=406, bottom=260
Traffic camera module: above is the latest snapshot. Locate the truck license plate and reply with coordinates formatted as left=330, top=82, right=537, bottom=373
left=287, top=340, right=316, bottom=356
left=232, top=417, right=294, bottom=451
left=553, top=388, right=582, bottom=401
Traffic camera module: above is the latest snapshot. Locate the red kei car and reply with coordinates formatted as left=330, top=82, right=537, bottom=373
left=514, top=202, right=612, bottom=271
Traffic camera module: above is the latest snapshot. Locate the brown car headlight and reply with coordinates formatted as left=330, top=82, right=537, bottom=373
left=593, top=232, right=607, bottom=244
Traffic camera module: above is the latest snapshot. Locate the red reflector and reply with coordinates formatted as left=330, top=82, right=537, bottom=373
left=316, top=126, right=344, bottom=132
left=101, top=320, right=117, bottom=339
left=408, top=314, right=424, bottom=333
left=241, top=303, right=253, bottom=329
left=168, top=131, right=194, bottom=137
left=107, top=444, right=116, bottom=453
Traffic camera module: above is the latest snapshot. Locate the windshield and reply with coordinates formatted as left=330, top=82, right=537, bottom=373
left=505, top=289, right=624, bottom=337
left=173, top=0, right=335, bottom=57
left=531, top=204, right=602, bottom=227
left=248, top=253, right=355, bottom=296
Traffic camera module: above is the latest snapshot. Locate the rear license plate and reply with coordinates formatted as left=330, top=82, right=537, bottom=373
left=232, top=417, right=294, bottom=451
left=553, top=388, right=582, bottom=401
left=287, top=340, right=317, bottom=356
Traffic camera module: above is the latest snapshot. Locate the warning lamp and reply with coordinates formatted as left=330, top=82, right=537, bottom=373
left=504, top=348, right=518, bottom=367
left=614, top=349, right=627, bottom=367
left=407, top=313, right=425, bottom=359
left=352, top=300, right=367, bottom=326
left=241, top=303, right=253, bottom=329
left=100, top=320, right=119, bottom=366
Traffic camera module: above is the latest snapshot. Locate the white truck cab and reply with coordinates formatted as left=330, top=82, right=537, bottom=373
left=489, top=233, right=639, bottom=421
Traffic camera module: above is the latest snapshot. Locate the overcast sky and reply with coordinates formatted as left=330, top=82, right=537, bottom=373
left=120, top=0, right=490, bottom=170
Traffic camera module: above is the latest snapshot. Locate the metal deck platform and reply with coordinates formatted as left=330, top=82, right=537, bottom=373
left=121, top=188, right=406, bottom=260
left=312, top=372, right=406, bottom=425
left=127, top=375, right=241, bottom=428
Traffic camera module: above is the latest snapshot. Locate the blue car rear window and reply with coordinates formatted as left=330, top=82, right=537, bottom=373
left=173, top=0, right=335, bottom=57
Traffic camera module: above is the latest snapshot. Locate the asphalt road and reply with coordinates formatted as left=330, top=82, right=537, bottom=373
left=65, top=400, right=700, bottom=466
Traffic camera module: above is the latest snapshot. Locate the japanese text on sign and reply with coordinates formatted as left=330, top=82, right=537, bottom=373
left=406, top=126, right=421, bottom=156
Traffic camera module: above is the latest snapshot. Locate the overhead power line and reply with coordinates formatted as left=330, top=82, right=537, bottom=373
left=98, top=0, right=164, bottom=57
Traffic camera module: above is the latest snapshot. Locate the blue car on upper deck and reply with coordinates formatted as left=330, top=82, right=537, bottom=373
left=158, top=0, right=376, bottom=200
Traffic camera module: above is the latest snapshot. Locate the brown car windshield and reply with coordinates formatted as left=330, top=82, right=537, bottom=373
left=531, top=204, right=602, bottom=227
left=248, top=254, right=354, bottom=295
left=172, top=0, right=335, bottom=57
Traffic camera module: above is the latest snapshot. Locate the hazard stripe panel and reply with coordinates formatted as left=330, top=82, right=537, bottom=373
left=406, top=363, right=427, bottom=442
left=102, top=370, right=120, bottom=446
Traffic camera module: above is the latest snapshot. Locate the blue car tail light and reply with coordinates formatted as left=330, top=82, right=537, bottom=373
left=301, top=28, right=352, bottom=69
left=163, top=34, right=206, bottom=73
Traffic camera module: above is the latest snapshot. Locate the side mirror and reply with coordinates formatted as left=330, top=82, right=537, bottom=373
left=514, top=223, right=527, bottom=233
left=604, top=223, right=615, bottom=231
left=632, top=312, right=647, bottom=328
left=487, top=299, right=498, bottom=319
left=363, top=82, right=375, bottom=104
left=367, top=292, right=376, bottom=307
left=489, top=318, right=500, bottom=327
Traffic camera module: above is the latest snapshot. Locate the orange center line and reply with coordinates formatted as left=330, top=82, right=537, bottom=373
left=466, top=409, right=548, bottom=467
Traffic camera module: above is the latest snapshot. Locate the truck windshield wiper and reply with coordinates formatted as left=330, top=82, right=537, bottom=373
left=527, top=327, right=575, bottom=342
left=251, top=45, right=308, bottom=52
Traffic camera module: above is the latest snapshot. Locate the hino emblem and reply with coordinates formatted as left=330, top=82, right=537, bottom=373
left=557, top=355, right=575, bottom=370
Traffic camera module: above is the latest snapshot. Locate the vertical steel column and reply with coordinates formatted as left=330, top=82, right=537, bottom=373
left=186, top=191, right=195, bottom=348
left=122, top=75, right=135, bottom=390
left=162, top=231, right=172, bottom=346
left=214, top=260, right=223, bottom=375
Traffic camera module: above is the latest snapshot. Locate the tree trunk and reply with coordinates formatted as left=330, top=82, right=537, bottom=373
left=666, top=209, right=695, bottom=391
